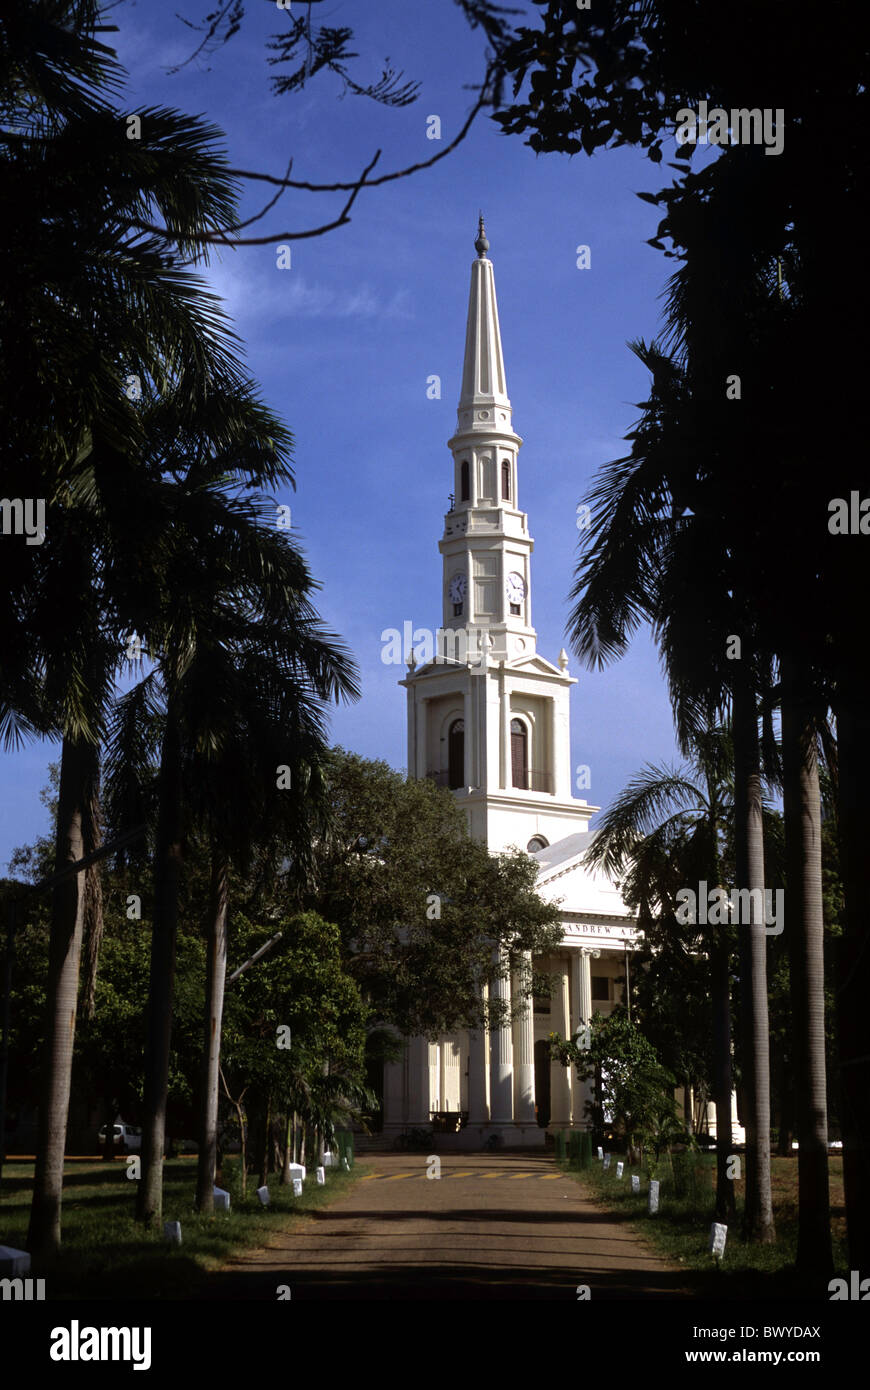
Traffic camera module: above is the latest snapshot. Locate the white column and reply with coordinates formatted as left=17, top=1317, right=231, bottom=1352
left=512, top=954, right=536, bottom=1124
left=439, top=1036, right=446, bottom=1116
left=443, top=1036, right=461, bottom=1113
left=570, top=950, right=582, bottom=1036
left=489, top=949, right=514, bottom=1124
left=499, top=663, right=510, bottom=790
left=547, top=696, right=557, bottom=795
left=471, top=665, right=484, bottom=789
left=549, top=954, right=572, bottom=1129
left=571, top=947, right=599, bottom=1132
left=429, top=1039, right=440, bottom=1114
left=406, top=684, right=417, bottom=781
left=416, top=693, right=428, bottom=778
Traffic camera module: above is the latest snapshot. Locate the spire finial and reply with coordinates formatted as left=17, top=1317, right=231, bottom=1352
left=474, top=213, right=489, bottom=258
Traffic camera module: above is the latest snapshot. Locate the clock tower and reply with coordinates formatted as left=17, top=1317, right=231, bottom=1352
left=440, top=214, right=532, bottom=666
left=375, top=221, right=726, bottom=1153
left=400, top=219, right=599, bottom=856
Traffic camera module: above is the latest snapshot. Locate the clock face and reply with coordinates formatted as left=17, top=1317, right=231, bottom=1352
left=448, top=573, right=467, bottom=603
left=506, top=572, right=526, bottom=603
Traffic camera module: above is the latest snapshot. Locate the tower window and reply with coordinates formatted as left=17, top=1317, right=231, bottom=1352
left=527, top=835, right=549, bottom=853
left=460, top=460, right=470, bottom=502
left=510, top=718, right=528, bottom=789
left=502, top=460, right=511, bottom=500
left=448, top=719, right=465, bottom=790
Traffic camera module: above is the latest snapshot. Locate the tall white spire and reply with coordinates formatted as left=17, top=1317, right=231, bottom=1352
left=457, top=215, right=511, bottom=416
left=441, top=217, right=531, bottom=660
left=448, top=216, right=521, bottom=459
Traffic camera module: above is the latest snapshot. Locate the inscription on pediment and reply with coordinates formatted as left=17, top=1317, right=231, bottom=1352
left=561, top=921, right=639, bottom=942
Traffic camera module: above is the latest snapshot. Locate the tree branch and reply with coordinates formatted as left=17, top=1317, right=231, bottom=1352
left=226, top=64, right=495, bottom=193
left=122, top=148, right=381, bottom=248
left=121, top=64, right=494, bottom=248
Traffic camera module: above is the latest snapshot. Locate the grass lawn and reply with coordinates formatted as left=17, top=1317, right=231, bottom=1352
left=0, top=1155, right=368, bottom=1300
left=562, top=1150, right=847, bottom=1299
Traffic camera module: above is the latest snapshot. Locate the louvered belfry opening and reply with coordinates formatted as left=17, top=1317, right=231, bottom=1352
left=448, top=719, right=465, bottom=789
left=510, top=718, right=528, bottom=788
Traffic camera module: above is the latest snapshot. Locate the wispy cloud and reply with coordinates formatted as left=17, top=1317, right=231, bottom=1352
left=201, top=254, right=413, bottom=327
left=275, top=278, right=413, bottom=320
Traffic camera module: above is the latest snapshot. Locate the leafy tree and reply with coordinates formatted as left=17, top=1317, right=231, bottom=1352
left=219, top=911, right=369, bottom=1191
left=551, top=1009, right=681, bottom=1160
left=303, top=750, right=563, bottom=1037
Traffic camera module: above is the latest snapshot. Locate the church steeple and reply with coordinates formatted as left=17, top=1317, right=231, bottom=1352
left=442, top=220, right=532, bottom=660
left=457, top=217, right=510, bottom=417
left=400, top=221, right=586, bottom=835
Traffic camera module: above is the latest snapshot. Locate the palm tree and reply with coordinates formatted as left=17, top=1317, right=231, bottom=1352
left=567, top=325, right=780, bottom=1242
left=779, top=657, right=832, bottom=1272
left=130, top=458, right=358, bottom=1226
left=188, top=636, right=352, bottom=1214
left=3, top=3, right=258, bottom=1257
left=582, top=731, right=738, bottom=1219
left=730, top=663, right=775, bottom=1243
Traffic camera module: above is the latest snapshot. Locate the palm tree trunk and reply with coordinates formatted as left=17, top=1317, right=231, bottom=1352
left=195, top=852, right=229, bottom=1213
left=711, top=941, right=736, bottom=1220
left=239, top=1099, right=248, bottom=1201
left=832, top=681, right=870, bottom=1269
left=27, top=736, right=94, bottom=1257
left=776, top=1048, right=794, bottom=1157
left=136, top=706, right=183, bottom=1227
left=733, top=672, right=775, bottom=1243
left=708, top=789, right=735, bottom=1222
left=259, top=1096, right=271, bottom=1189
left=79, top=813, right=104, bottom=1021
left=281, top=1112, right=294, bottom=1183
left=782, top=660, right=830, bottom=1272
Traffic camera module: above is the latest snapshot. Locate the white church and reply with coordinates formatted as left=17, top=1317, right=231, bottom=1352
left=375, top=218, right=648, bottom=1149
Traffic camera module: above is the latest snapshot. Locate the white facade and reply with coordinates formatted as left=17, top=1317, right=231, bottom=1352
left=381, top=220, right=731, bottom=1149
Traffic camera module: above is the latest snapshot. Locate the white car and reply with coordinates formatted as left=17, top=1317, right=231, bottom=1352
left=97, top=1122, right=142, bottom=1154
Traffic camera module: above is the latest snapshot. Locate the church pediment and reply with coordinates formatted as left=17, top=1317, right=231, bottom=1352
left=539, top=863, right=634, bottom=920
left=534, top=834, right=633, bottom=920
left=505, top=653, right=567, bottom=678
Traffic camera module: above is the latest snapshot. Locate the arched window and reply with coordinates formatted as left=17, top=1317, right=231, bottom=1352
left=527, top=835, right=548, bottom=853
left=460, top=460, right=470, bottom=502
left=510, top=718, right=528, bottom=789
left=502, top=460, right=511, bottom=500
left=448, top=719, right=465, bottom=789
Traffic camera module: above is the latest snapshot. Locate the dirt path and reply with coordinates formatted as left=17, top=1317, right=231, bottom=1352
left=204, top=1152, right=692, bottom=1300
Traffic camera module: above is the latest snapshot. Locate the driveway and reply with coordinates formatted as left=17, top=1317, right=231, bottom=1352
left=204, top=1152, right=691, bottom=1300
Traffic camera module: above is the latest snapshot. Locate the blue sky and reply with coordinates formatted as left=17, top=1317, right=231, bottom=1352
left=1, top=0, right=689, bottom=869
